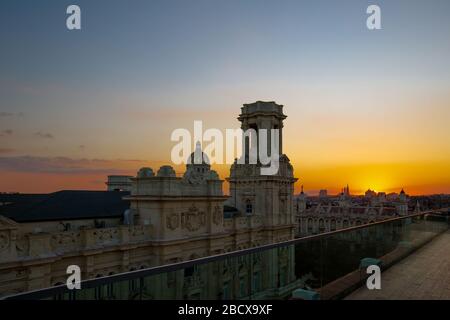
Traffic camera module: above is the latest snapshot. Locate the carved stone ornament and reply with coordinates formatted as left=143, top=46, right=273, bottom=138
left=166, top=213, right=180, bottom=230
left=182, top=204, right=205, bottom=232
left=0, top=231, right=10, bottom=252
left=213, top=206, right=222, bottom=225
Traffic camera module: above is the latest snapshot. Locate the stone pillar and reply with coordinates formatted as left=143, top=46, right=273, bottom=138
left=119, top=225, right=129, bottom=243
left=120, top=251, right=130, bottom=273
left=84, top=255, right=95, bottom=278
left=27, top=264, right=52, bottom=291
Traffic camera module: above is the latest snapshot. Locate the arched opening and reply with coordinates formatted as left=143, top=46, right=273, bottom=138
left=319, top=219, right=325, bottom=232
left=307, top=218, right=313, bottom=233
left=343, top=220, right=349, bottom=228
left=331, top=219, right=336, bottom=231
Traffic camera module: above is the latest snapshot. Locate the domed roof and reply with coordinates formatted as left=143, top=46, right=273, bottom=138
left=187, top=141, right=210, bottom=165
left=206, top=170, right=219, bottom=180
left=137, top=167, right=154, bottom=178
left=157, top=165, right=176, bottom=177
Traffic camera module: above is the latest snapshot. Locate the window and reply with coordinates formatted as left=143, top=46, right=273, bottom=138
left=331, top=220, right=336, bottom=231
left=279, top=267, right=287, bottom=287
left=167, top=271, right=176, bottom=286
left=319, top=219, right=325, bottom=232
left=53, top=282, right=65, bottom=301
left=307, top=218, right=313, bottom=233
left=239, top=277, right=246, bottom=297
left=222, top=282, right=230, bottom=300
left=107, top=283, right=114, bottom=298
left=252, top=272, right=261, bottom=292
left=95, top=285, right=104, bottom=300
left=245, top=200, right=253, bottom=214
left=185, top=266, right=195, bottom=277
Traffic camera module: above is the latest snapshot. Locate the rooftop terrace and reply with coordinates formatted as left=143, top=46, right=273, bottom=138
left=3, top=208, right=449, bottom=300
left=346, top=229, right=450, bottom=300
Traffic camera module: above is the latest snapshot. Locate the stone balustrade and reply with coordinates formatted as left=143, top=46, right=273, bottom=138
left=1, top=225, right=153, bottom=263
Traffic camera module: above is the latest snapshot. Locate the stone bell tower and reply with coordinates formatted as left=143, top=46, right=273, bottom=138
left=227, top=101, right=298, bottom=242
left=239, top=101, right=286, bottom=161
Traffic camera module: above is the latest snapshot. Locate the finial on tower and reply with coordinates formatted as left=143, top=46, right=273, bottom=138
left=188, top=141, right=210, bottom=165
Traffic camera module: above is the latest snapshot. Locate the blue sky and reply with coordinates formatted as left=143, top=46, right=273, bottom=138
left=1, top=0, right=450, bottom=193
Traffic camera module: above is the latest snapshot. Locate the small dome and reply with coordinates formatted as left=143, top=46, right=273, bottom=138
left=187, top=141, right=210, bottom=165
left=157, top=165, right=176, bottom=177
left=137, top=167, right=154, bottom=178
left=206, top=170, right=219, bottom=180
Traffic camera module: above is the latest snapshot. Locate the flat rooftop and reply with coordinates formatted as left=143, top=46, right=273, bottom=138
left=0, top=190, right=130, bottom=222
left=346, top=230, right=450, bottom=300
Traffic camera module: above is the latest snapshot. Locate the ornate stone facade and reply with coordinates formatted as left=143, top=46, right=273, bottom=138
left=226, top=102, right=297, bottom=243
left=0, top=101, right=300, bottom=299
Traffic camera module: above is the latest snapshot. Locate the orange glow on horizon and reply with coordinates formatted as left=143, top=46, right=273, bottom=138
left=1, top=159, right=449, bottom=195
left=1, top=97, right=450, bottom=196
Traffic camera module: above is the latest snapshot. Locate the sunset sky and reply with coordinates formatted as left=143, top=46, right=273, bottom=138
left=1, top=0, right=450, bottom=195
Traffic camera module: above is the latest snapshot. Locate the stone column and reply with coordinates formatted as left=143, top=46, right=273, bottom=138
left=27, top=264, right=52, bottom=291
left=119, top=225, right=129, bottom=243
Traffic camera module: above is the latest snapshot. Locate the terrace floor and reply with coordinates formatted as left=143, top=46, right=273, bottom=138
left=345, top=230, right=450, bottom=300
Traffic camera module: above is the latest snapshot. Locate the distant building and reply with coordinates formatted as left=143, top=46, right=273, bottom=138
left=296, top=187, right=411, bottom=236
left=343, top=184, right=350, bottom=196
left=106, top=175, right=133, bottom=191
left=386, top=192, right=399, bottom=201
left=319, top=189, right=328, bottom=199
left=378, top=192, right=386, bottom=202
left=365, top=190, right=388, bottom=206
left=365, top=189, right=377, bottom=198
left=296, top=186, right=307, bottom=213
left=397, top=189, right=409, bottom=215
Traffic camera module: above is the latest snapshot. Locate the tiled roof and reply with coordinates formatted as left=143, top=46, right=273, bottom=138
left=0, top=191, right=130, bottom=222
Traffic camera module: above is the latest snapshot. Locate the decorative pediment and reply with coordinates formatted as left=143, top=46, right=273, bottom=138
left=0, top=216, right=19, bottom=256
left=0, top=215, right=19, bottom=230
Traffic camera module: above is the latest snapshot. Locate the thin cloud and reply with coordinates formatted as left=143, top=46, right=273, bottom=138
left=35, top=131, right=54, bottom=139
left=0, top=112, right=24, bottom=117
left=0, top=156, right=148, bottom=175
left=0, top=129, right=13, bottom=137
left=89, top=180, right=105, bottom=185
left=0, top=148, right=15, bottom=154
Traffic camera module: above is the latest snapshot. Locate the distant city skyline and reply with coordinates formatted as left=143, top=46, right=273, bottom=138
left=1, top=0, right=450, bottom=195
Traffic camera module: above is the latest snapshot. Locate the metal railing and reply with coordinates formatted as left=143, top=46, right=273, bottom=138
left=3, top=208, right=448, bottom=300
